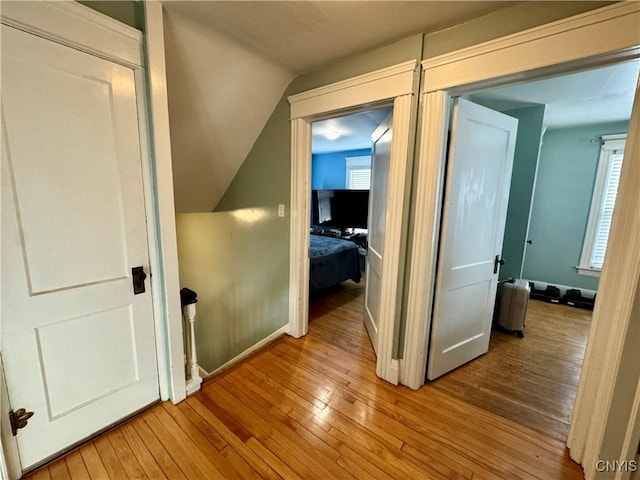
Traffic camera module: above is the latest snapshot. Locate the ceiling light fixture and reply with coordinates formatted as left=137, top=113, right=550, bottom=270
left=324, top=130, right=341, bottom=141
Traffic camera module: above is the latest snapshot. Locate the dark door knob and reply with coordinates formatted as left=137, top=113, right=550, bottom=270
left=132, top=266, right=147, bottom=295
left=494, top=255, right=505, bottom=274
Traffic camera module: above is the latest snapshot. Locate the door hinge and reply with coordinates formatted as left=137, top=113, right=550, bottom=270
left=9, top=408, right=34, bottom=436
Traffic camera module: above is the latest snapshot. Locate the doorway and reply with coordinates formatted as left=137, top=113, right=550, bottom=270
left=288, top=60, right=418, bottom=385
left=308, top=108, right=391, bottom=358
left=403, top=4, right=640, bottom=471
left=425, top=60, right=638, bottom=441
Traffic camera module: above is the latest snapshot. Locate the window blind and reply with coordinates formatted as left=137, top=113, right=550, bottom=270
left=349, top=168, right=371, bottom=189
left=590, top=149, right=624, bottom=269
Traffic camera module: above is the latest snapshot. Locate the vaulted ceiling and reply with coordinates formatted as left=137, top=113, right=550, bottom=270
left=161, top=1, right=528, bottom=212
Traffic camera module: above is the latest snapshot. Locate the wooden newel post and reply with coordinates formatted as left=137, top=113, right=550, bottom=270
left=180, top=288, right=203, bottom=395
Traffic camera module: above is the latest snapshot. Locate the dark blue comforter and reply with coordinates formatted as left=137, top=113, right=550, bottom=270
left=309, top=234, right=361, bottom=291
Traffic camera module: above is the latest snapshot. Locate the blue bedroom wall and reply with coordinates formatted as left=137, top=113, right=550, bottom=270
left=311, top=148, right=371, bottom=189
left=522, top=120, right=629, bottom=291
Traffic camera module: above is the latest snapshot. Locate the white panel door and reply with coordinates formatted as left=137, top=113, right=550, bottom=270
left=1, top=25, right=159, bottom=468
left=427, top=98, right=517, bottom=380
left=364, top=112, right=393, bottom=355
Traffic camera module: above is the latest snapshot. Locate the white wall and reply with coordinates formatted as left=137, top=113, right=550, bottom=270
left=162, top=9, right=292, bottom=213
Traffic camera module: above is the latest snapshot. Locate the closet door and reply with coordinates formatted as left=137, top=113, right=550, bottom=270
left=1, top=24, right=159, bottom=469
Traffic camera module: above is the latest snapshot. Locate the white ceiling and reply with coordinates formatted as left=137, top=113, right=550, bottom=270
left=160, top=1, right=631, bottom=210
left=159, top=0, right=524, bottom=211
left=469, top=60, right=640, bottom=128
left=312, top=108, right=392, bottom=154
left=162, top=1, right=515, bottom=75
left=311, top=61, right=639, bottom=157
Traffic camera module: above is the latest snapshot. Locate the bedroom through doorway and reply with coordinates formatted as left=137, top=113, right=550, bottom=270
left=307, top=107, right=392, bottom=358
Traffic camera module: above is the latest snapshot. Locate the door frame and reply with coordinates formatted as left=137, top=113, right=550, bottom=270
left=288, top=60, right=417, bottom=384
left=0, top=2, right=185, bottom=474
left=402, top=1, right=640, bottom=476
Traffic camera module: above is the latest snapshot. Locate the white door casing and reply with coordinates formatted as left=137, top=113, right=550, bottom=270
left=401, top=2, right=640, bottom=476
left=427, top=98, right=517, bottom=380
left=288, top=61, right=417, bottom=384
left=364, top=112, right=394, bottom=355
left=0, top=0, right=187, bottom=403
left=1, top=24, right=159, bottom=468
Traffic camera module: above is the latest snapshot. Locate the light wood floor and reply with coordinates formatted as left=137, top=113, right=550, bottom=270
left=431, top=296, right=591, bottom=442
left=27, top=281, right=585, bottom=479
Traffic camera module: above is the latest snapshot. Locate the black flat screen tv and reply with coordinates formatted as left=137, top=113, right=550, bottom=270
left=311, top=189, right=369, bottom=229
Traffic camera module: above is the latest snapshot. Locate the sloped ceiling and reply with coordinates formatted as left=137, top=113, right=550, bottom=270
left=161, top=1, right=521, bottom=212
left=163, top=9, right=291, bottom=213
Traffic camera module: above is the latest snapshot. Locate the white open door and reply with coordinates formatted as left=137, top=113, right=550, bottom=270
left=1, top=25, right=159, bottom=469
left=427, top=98, right=518, bottom=380
left=364, top=112, right=393, bottom=355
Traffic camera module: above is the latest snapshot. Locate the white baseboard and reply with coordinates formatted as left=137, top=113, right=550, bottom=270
left=524, top=278, right=597, bottom=299
left=198, top=365, right=210, bottom=379
left=202, top=324, right=289, bottom=380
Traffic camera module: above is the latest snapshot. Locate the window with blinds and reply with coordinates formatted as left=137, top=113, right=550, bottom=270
left=578, top=134, right=626, bottom=275
left=345, top=155, right=371, bottom=190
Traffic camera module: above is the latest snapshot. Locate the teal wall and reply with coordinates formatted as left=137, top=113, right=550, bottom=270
left=499, top=105, right=546, bottom=281
left=522, top=121, right=629, bottom=290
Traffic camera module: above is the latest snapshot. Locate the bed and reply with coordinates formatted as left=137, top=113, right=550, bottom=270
left=309, top=234, right=361, bottom=292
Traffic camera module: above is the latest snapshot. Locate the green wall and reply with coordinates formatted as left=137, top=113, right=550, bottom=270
left=176, top=211, right=289, bottom=372
left=193, top=1, right=615, bottom=364
left=213, top=34, right=424, bottom=361
left=79, top=1, right=145, bottom=31
left=499, top=105, right=546, bottom=281
left=422, top=1, right=614, bottom=59
left=522, top=121, right=629, bottom=291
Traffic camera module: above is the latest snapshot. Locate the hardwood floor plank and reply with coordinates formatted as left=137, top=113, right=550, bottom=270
left=244, top=437, right=302, bottom=480
left=32, top=279, right=584, bottom=480
left=138, top=409, right=210, bottom=479
left=31, top=466, right=52, bottom=480
left=160, top=401, right=245, bottom=480
left=220, top=445, right=264, bottom=480
left=93, top=436, right=128, bottom=479
left=238, top=364, right=396, bottom=480
left=185, top=395, right=282, bottom=480
left=63, top=451, right=90, bottom=480
left=118, top=422, right=167, bottom=480
left=147, top=406, right=228, bottom=479
left=48, top=461, right=70, bottom=480
left=78, top=444, right=109, bottom=480
left=231, top=369, right=342, bottom=462
left=203, top=379, right=353, bottom=480
left=129, top=417, right=186, bottom=480
left=175, top=400, right=227, bottom=450
left=107, top=430, right=147, bottom=479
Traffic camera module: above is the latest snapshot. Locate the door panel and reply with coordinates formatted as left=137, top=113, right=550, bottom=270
left=427, top=98, right=517, bottom=380
left=1, top=25, right=158, bottom=469
left=364, top=112, right=393, bottom=355
left=4, top=50, right=130, bottom=294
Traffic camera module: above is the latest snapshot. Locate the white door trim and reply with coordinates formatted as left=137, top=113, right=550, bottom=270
left=0, top=0, right=184, bottom=412
left=0, top=1, right=143, bottom=69
left=400, top=90, right=451, bottom=388
left=403, top=2, right=640, bottom=476
left=288, top=60, right=417, bottom=384
left=143, top=1, right=187, bottom=405
left=421, top=2, right=640, bottom=93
